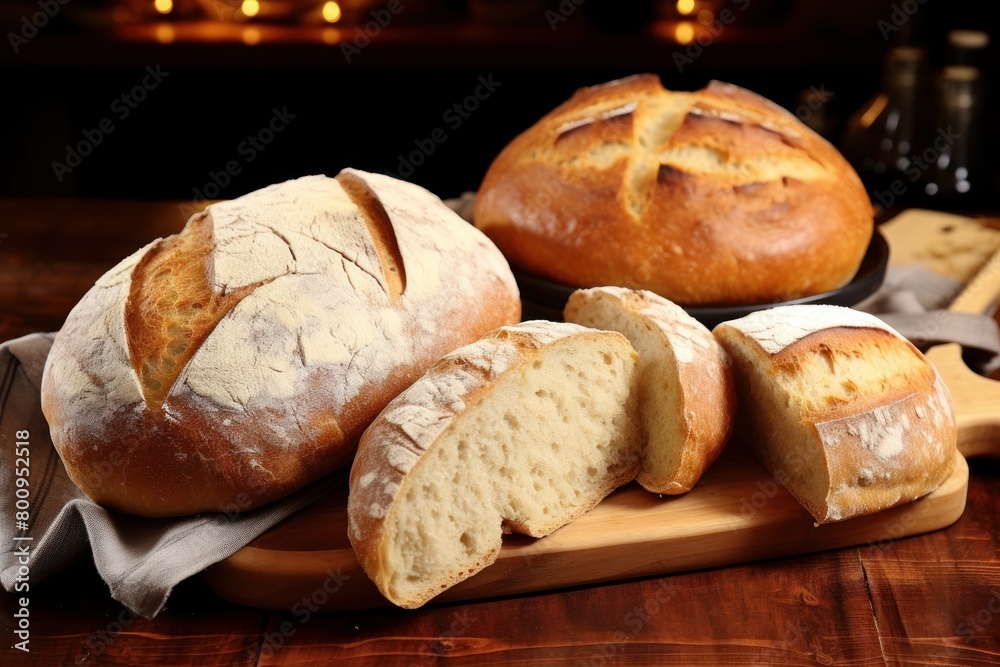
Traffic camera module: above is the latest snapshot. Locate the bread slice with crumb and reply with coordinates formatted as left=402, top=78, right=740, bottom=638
left=713, top=304, right=957, bottom=524
left=564, top=287, right=735, bottom=494
left=347, top=321, right=641, bottom=609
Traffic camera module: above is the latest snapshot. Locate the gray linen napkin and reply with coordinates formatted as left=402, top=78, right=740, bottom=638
left=855, top=264, right=1000, bottom=363
left=0, top=333, right=338, bottom=618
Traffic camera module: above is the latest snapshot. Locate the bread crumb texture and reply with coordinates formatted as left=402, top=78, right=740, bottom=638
left=348, top=321, right=641, bottom=608
left=563, top=286, right=735, bottom=494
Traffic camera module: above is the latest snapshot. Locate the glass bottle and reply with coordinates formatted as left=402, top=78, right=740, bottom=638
left=946, top=29, right=989, bottom=103
left=920, top=66, right=983, bottom=208
left=946, top=29, right=989, bottom=68
left=841, top=46, right=929, bottom=203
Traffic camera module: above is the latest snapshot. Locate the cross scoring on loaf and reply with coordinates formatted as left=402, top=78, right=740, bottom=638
left=548, top=76, right=834, bottom=218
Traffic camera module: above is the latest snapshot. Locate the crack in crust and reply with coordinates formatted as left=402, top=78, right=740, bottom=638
left=335, top=171, right=407, bottom=302
left=124, top=174, right=412, bottom=411
left=124, top=214, right=270, bottom=410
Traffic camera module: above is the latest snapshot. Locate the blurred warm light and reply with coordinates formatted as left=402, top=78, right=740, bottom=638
left=153, top=0, right=172, bottom=14
left=322, top=27, right=340, bottom=44
left=241, top=0, right=260, bottom=18
left=155, top=23, right=175, bottom=43
left=242, top=26, right=261, bottom=44
left=675, top=21, right=695, bottom=44
left=322, top=1, right=342, bottom=23
left=676, top=0, right=695, bottom=15
left=697, top=9, right=713, bottom=24
left=859, top=95, right=887, bottom=128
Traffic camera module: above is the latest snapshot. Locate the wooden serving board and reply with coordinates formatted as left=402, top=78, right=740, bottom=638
left=203, top=444, right=968, bottom=612
left=925, top=246, right=1000, bottom=458
left=206, top=209, right=998, bottom=612
left=878, top=209, right=1000, bottom=459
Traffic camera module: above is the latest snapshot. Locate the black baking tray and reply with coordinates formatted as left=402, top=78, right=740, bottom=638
left=514, top=229, right=890, bottom=329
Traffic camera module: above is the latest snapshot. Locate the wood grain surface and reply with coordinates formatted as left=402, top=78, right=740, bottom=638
left=1, top=201, right=999, bottom=666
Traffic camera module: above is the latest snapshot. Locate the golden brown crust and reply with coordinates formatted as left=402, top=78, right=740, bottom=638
left=41, top=171, right=521, bottom=517
left=770, top=327, right=936, bottom=423
left=475, top=75, right=874, bottom=306
left=811, top=373, right=956, bottom=523
left=713, top=305, right=958, bottom=524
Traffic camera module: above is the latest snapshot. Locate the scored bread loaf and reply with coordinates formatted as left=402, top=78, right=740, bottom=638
left=564, top=287, right=735, bottom=494
left=474, top=75, right=873, bottom=306
left=347, top=321, right=642, bottom=609
left=41, top=170, right=520, bottom=517
left=713, top=305, right=957, bottom=524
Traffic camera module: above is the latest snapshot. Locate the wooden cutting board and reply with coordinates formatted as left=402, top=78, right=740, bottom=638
left=203, top=443, right=969, bottom=612
left=880, top=209, right=1000, bottom=459
left=205, top=209, right=998, bottom=612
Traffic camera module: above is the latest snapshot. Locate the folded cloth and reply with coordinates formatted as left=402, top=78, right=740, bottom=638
left=1, top=262, right=998, bottom=619
left=855, top=265, right=1000, bottom=366
left=0, top=334, right=337, bottom=619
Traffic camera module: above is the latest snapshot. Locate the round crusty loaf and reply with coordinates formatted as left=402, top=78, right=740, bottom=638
left=564, top=287, right=735, bottom=494
left=348, top=321, right=642, bottom=609
left=474, top=75, right=874, bottom=306
left=713, top=305, right=957, bottom=524
left=40, top=170, right=520, bottom=517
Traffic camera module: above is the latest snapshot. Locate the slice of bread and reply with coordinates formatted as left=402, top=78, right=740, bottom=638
left=713, top=305, right=957, bottom=524
left=347, top=321, right=641, bottom=608
left=564, top=287, right=735, bottom=494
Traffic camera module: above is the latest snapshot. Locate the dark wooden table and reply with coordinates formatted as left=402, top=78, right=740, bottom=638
left=1, top=200, right=999, bottom=666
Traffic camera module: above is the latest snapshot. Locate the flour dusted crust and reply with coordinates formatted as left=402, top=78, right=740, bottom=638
left=564, top=287, right=735, bottom=494
left=713, top=305, right=957, bottom=524
left=812, top=374, right=955, bottom=522
left=41, top=170, right=520, bottom=517
left=475, top=75, right=874, bottom=306
left=719, top=304, right=900, bottom=355
left=348, top=321, right=642, bottom=608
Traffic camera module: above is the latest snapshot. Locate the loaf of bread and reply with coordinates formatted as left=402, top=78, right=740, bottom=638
left=474, top=75, right=874, bottom=306
left=713, top=305, right=957, bottom=524
left=348, top=321, right=642, bottom=608
left=40, top=170, right=520, bottom=517
left=564, top=287, right=735, bottom=494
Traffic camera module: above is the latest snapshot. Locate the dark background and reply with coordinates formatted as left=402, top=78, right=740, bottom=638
left=0, top=0, right=996, bottom=208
